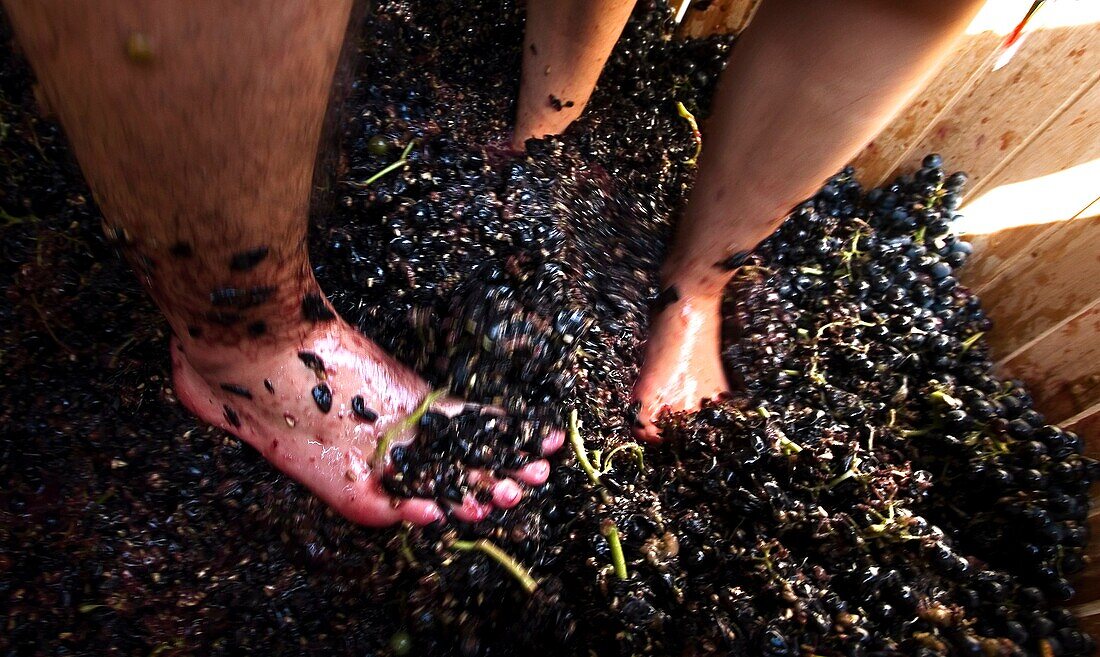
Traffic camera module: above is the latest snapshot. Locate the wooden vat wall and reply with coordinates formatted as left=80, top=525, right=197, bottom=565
left=675, top=0, right=1100, bottom=623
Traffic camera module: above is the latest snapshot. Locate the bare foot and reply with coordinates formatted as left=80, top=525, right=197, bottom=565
left=631, top=291, right=729, bottom=442
left=172, top=318, right=561, bottom=527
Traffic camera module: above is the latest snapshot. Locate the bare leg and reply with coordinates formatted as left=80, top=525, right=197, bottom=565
left=632, top=0, right=986, bottom=440
left=5, top=1, right=561, bottom=525
left=512, top=0, right=636, bottom=149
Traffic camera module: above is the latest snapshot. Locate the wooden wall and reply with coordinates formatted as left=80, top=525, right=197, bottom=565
left=675, top=0, right=1100, bottom=610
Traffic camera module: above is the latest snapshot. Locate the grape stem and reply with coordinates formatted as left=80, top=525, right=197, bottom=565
left=602, top=520, right=629, bottom=580
left=675, top=101, right=702, bottom=165
left=451, top=539, right=539, bottom=594
left=350, top=140, right=417, bottom=187
left=600, top=442, right=646, bottom=474
left=836, top=227, right=864, bottom=280
left=824, top=455, right=863, bottom=490
left=568, top=409, right=613, bottom=504
left=373, top=389, right=446, bottom=468
left=960, top=331, right=984, bottom=353
left=398, top=527, right=418, bottom=566
left=568, top=408, right=602, bottom=486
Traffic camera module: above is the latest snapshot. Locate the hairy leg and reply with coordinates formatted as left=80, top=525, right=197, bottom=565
left=632, top=0, right=986, bottom=440
left=512, top=0, right=636, bottom=149
left=5, top=0, right=559, bottom=525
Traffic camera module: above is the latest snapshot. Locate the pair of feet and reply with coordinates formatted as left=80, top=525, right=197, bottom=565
left=173, top=292, right=727, bottom=527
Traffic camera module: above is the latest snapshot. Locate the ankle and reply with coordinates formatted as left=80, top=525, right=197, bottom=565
left=174, top=328, right=290, bottom=376
left=656, top=276, right=726, bottom=305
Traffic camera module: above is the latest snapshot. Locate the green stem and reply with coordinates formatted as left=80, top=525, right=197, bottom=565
left=0, top=207, right=33, bottom=228
left=824, top=455, right=862, bottom=490
left=778, top=435, right=803, bottom=454
left=452, top=539, right=539, bottom=594
left=352, top=140, right=417, bottom=187
left=373, top=389, right=446, bottom=467
left=600, top=442, right=646, bottom=474
left=399, top=527, right=418, bottom=566
left=602, top=521, right=628, bottom=580
left=960, top=331, right=985, bottom=353
left=675, top=101, right=702, bottom=165
left=928, top=389, right=962, bottom=408
left=568, top=408, right=602, bottom=486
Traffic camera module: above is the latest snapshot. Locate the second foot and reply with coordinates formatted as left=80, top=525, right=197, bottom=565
left=171, top=319, right=563, bottom=527
left=631, top=291, right=730, bottom=442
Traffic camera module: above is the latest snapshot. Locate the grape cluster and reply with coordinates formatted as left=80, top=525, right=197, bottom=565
left=316, top=3, right=1098, bottom=655
left=380, top=154, right=1098, bottom=657
left=641, top=155, right=1098, bottom=656
left=383, top=408, right=555, bottom=506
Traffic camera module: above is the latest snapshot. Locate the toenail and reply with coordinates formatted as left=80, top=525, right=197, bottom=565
left=540, top=430, right=565, bottom=454
left=493, top=480, right=522, bottom=508
left=457, top=497, right=490, bottom=523
left=518, top=460, right=550, bottom=485
left=401, top=500, right=444, bottom=526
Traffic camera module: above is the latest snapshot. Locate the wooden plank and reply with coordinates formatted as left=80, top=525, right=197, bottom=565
left=1083, top=197, right=1100, bottom=220
left=953, top=79, right=1100, bottom=294
left=877, top=12, right=1100, bottom=192
left=1066, top=404, right=1100, bottom=460
left=963, top=222, right=1056, bottom=292
left=677, top=0, right=760, bottom=38
left=998, top=304, right=1100, bottom=423
left=853, top=48, right=1005, bottom=184
left=851, top=0, right=1035, bottom=186
left=965, top=78, right=1100, bottom=200
left=1069, top=371, right=1100, bottom=609
left=1073, top=512, right=1100, bottom=606
left=1077, top=609, right=1100, bottom=642
left=976, top=215, right=1100, bottom=360
left=961, top=90, right=1100, bottom=289
left=961, top=187, right=1099, bottom=295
